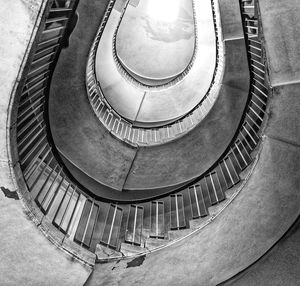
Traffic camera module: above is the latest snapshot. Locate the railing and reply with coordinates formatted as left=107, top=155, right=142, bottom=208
left=86, top=0, right=225, bottom=146
left=111, top=0, right=199, bottom=89
left=12, top=0, right=269, bottom=259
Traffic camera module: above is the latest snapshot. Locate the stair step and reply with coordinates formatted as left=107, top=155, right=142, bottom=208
left=95, top=244, right=123, bottom=260
left=168, top=228, right=194, bottom=240
left=120, top=243, right=146, bottom=257
left=189, top=215, right=211, bottom=230
left=145, top=237, right=170, bottom=250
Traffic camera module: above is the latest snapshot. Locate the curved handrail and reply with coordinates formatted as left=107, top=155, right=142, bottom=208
left=86, top=0, right=225, bottom=146
left=111, top=0, right=198, bottom=89
left=12, top=0, right=270, bottom=259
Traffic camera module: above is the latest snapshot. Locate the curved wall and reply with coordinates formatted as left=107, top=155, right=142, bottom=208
left=115, top=0, right=195, bottom=82
left=0, top=0, right=299, bottom=285
left=95, top=0, right=217, bottom=126
left=86, top=137, right=300, bottom=285
left=0, top=0, right=92, bottom=284
left=124, top=38, right=249, bottom=191
left=49, top=0, right=137, bottom=192
left=49, top=0, right=249, bottom=195
left=84, top=0, right=300, bottom=284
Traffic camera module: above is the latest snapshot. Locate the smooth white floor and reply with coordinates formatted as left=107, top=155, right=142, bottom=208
left=95, top=0, right=217, bottom=125
left=116, top=0, right=195, bottom=80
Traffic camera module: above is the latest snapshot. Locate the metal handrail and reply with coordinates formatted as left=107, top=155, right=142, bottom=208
left=85, top=0, right=225, bottom=146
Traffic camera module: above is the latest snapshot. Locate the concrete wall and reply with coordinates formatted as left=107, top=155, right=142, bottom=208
left=218, top=0, right=244, bottom=40
left=260, top=0, right=300, bottom=86
left=49, top=0, right=250, bottom=196
left=86, top=137, right=300, bottom=286
left=0, top=0, right=299, bottom=285
left=222, top=217, right=300, bottom=286
left=49, top=0, right=137, bottom=192
left=220, top=1, right=300, bottom=283
left=0, top=1, right=91, bottom=285
left=85, top=0, right=300, bottom=284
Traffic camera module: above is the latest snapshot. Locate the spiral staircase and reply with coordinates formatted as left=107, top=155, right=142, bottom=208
left=0, top=0, right=299, bottom=285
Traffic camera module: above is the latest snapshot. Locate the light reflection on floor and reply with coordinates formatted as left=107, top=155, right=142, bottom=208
left=116, top=0, right=195, bottom=80
left=95, top=0, right=218, bottom=125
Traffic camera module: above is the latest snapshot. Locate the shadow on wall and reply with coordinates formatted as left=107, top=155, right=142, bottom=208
left=62, top=11, right=79, bottom=48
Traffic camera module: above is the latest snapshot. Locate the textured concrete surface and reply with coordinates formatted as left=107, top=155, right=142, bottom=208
left=259, top=0, right=300, bottom=86
left=0, top=0, right=91, bottom=285
left=0, top=0, right=299, bottom=285
left=0, top=187, right=91, bottom=286
left=124, top=74, right=249, bottom=191
left=124, top=30, right=249, bottom=191
left=222, top=217, right=300, bottom=286
left=86, top=137, right=300, bottom=286
left=50, top=0, right=248, bottom=194
left=49, top=0, right=137, bottom=192
left=86, top=0, right=300, bottom=284
left=265, top=83, right=300, bottom=147
left=258, top=0, right=300, bottom=152
left=218, top=0, right=244, bottom=40
left=53, top=38, right=249, bottom=195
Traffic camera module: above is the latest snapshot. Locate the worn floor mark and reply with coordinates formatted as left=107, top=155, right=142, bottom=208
left=126, top=255, right=146, bottom=268
left=111, top=259, right=121, bottom=271
left=1, top=186, right=19, bottom=200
